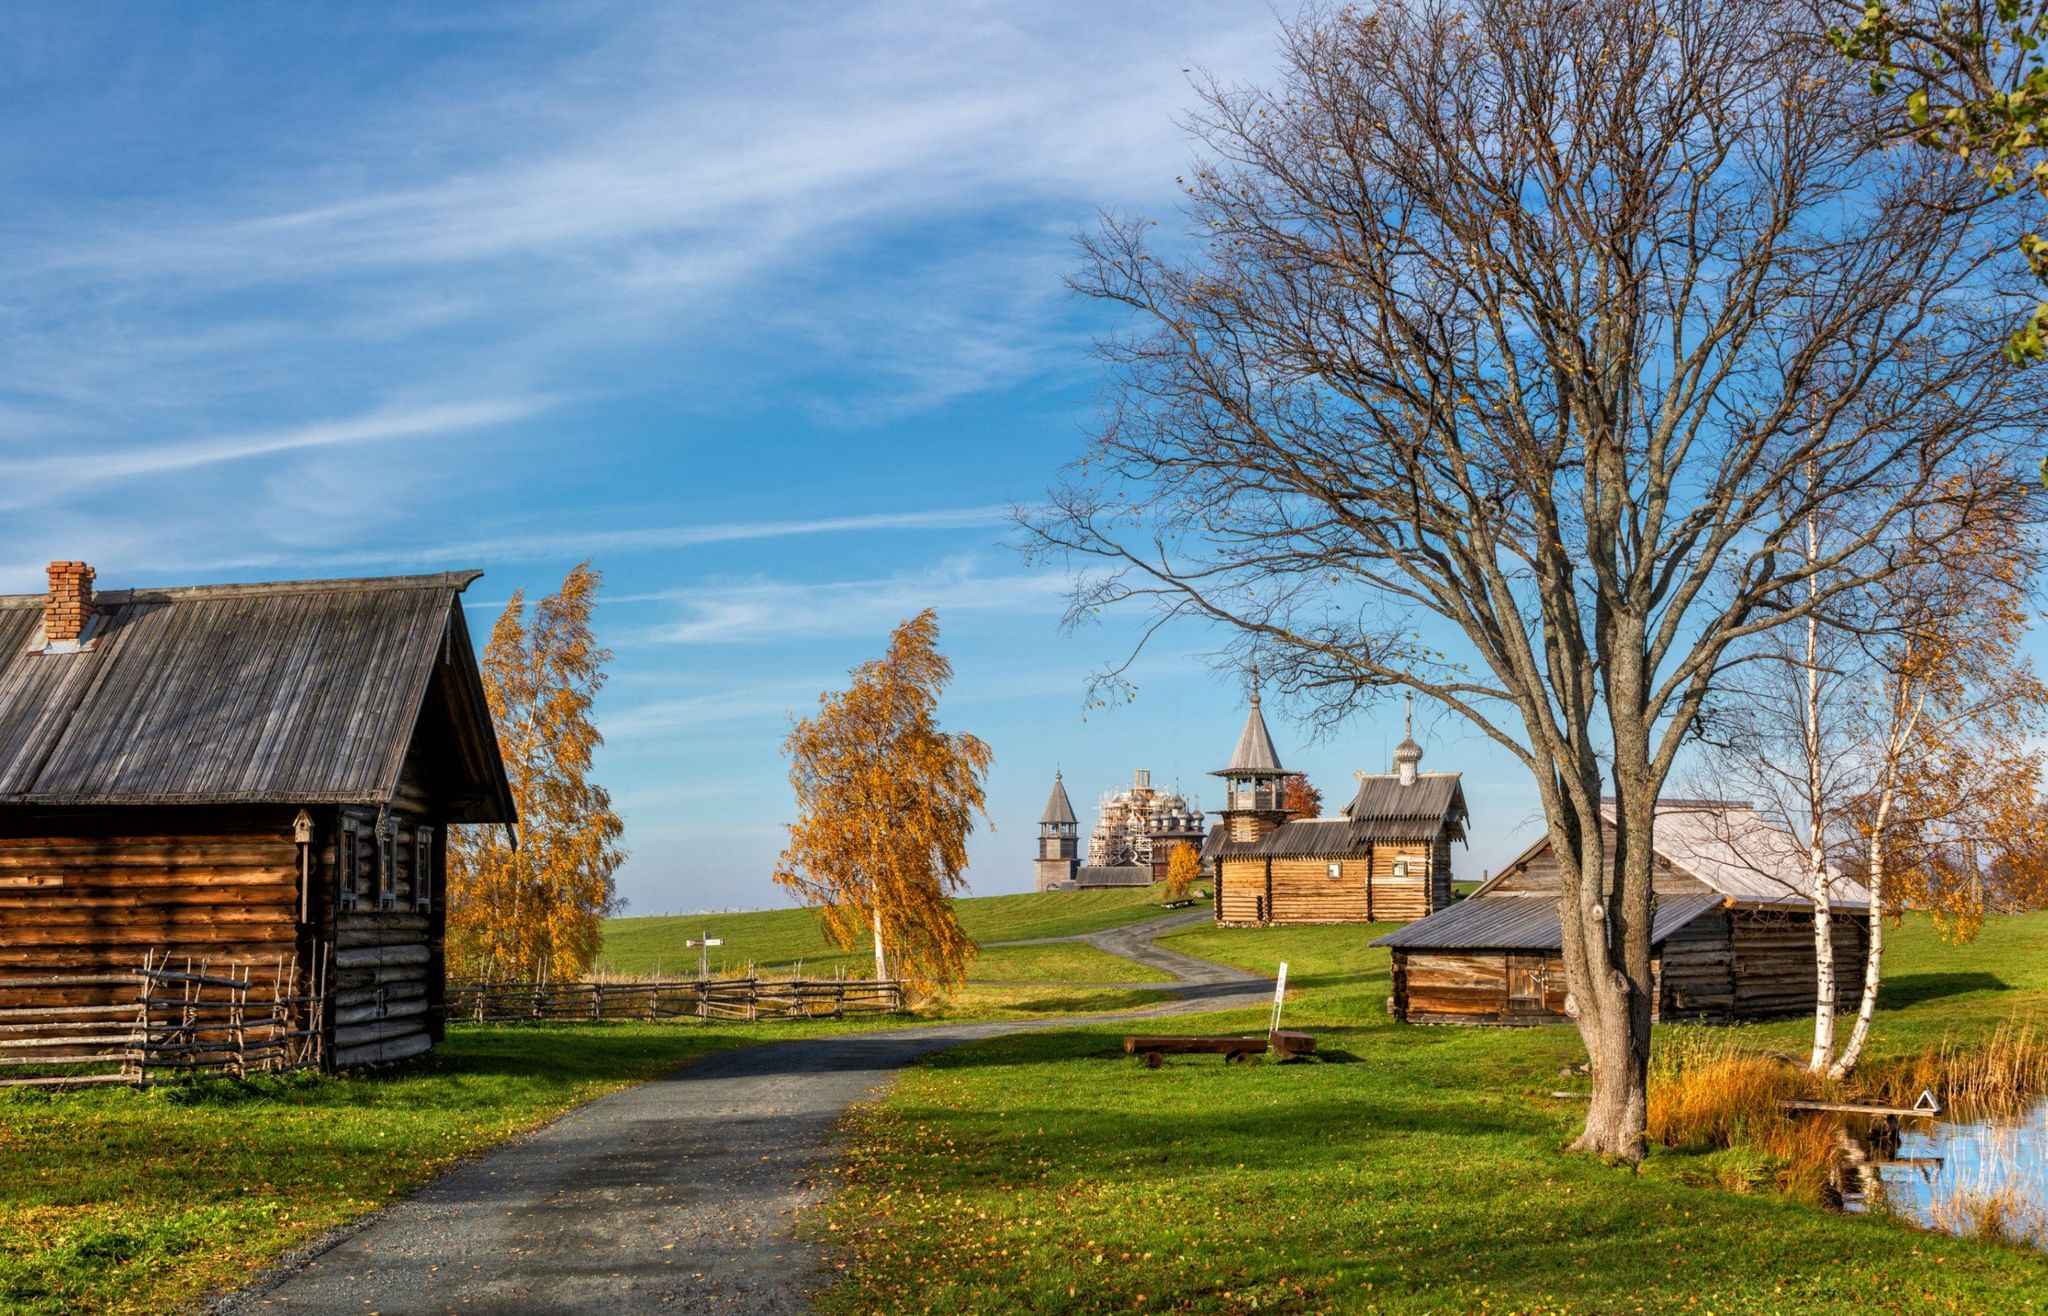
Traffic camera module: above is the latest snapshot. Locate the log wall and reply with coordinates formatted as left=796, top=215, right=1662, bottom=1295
left=315, top=712, right=451, bottom=1069
left=1218, top=840, right=1445, bottom=925
left=1486, top=830, right=1710, bottom=897
left=0, top=808, right=302, bottom=981
left=1390, top=907, right=1873, bottom=1026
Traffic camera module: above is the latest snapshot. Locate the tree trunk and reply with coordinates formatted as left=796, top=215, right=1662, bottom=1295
left=872, top=907, right=889, bottom=983
left=1830, top=825, right=1887, bottom=1080
left=1803, top=527, right=1836, bottom=1073
left=1560, top=794, right=1655, bottom=1164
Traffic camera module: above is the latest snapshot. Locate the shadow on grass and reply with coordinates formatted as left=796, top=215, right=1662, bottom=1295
left=1884, top=971, right=2011, bottom=1009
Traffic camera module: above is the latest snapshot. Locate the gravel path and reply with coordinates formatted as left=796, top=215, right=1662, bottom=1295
left=216, top=910, right=1264, bottom=1315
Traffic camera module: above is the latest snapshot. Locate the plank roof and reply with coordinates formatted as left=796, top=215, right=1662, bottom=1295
left=1213, top=693, right=1284, bottom=775
left=1342, top=770, right=1468, bottom=844
left=1471, top=798, right=1870, bottom=909
left=1040, top=770, right=1078, bottom=825
left=0, top=571, right=513, bottom=820
left=1370, top=893, right=1724, bottom=951
left=1075, top=865, right=1152, bottom=887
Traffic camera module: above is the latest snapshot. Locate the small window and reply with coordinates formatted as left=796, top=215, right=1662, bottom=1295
left=413, top=826, right=434, bottom=912
left=337, top=817, right=361, bottom=911
left=1326, top=861, right=1342, bottom=879
left=378, top=817, right=398, bottom=909
left=1391, top=858, right=1411, bottom=879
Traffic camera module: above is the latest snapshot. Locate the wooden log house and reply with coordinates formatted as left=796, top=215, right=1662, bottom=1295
left=0, top=562, right=514, bottom=1069
left=1373, top=799, right=1870, bottom=1025
left=1209, top=689, right=1467, bottom=926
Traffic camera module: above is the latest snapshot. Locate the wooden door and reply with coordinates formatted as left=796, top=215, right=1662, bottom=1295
left=1506, top=954, right=1546, bottom=1015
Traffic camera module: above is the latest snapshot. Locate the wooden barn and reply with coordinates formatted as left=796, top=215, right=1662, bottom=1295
left=1210, top=693, right=1467, bottom=926
left=1373, top=799, right=1870, bottom=1025
left=0, top=562, right=514, bottom=1070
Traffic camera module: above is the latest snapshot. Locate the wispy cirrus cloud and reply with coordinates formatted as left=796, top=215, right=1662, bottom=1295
left=634, top=558, right=1074, bottom=647
left=0, top=397, right=553, bottom=507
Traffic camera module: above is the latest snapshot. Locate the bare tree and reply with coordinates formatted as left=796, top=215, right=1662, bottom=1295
left=1030, top=0, right=2038, bottom=1160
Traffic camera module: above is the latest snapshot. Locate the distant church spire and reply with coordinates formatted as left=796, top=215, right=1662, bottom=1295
left=1393, top=690, right=1424, bottom=785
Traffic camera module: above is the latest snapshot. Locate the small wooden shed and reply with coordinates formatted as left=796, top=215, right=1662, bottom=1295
left=0, top=563, right=514, bottom=1068
left=1373, top=799, right=1869, bottom=1025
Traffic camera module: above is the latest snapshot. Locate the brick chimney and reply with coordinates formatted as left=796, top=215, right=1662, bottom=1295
left=44, top=560, right=95, bottom=645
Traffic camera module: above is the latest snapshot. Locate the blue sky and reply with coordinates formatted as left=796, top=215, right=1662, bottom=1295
left=0, top=1, right=1550, bottom=913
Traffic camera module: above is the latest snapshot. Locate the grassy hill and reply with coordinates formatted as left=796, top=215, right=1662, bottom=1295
left=595, top=883, right=1181, bottom=978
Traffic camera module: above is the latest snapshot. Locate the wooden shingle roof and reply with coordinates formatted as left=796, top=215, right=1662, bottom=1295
left=1469, top=799, right=1870, bottom=910
left=1039, top=771, right=1078, bottom=826
left=1341, top=771, right=1468, bottom=844
left=0, top=571, right=513, bottom=821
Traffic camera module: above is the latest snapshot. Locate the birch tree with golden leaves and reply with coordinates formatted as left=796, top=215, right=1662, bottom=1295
left=1164, top=842, right=1202, bottom=901
left=448, top=561, right=625, bottom=981
left=775, top=610, right=991, bottom=994
left=1831, top=509, right=2047, bottom=1076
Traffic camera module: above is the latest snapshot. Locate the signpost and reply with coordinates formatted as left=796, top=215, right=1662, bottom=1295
left=686, top=933, right=725, bottom=981
left=1269, top=961, right=1288, bottom=1034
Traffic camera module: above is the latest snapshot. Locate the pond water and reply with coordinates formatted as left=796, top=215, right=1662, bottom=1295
left=1841, top=1097, right=2048, bottom=1249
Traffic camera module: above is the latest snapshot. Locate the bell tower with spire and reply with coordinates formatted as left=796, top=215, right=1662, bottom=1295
left=1212, top=667, right=1290, bottom=844
left=1034, top=769, right=1081, bottom=890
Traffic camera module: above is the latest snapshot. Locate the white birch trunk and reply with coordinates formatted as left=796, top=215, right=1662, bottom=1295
left=1830, top=821, right=1889, bottom=1080
left=872, top=907, right=889, bottom=983
left=1831, top=675, right=1920, bottom=1081
left=1803, top=505, right=1836, bottom=1072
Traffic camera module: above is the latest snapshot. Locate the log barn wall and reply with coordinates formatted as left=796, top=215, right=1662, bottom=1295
left=0, top=808, right=301, bottom=979
left=1386, top=907, right=1872, bottom=1025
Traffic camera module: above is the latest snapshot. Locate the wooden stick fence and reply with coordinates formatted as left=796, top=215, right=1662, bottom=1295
left=0, top=949, right=326, bottom=1088
left=446, top=975, right=903, bottom=1024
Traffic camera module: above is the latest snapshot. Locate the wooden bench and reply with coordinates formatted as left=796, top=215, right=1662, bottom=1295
left=1268, top=1030, right=1317, bottom=1061
left=1123, top=1030, right=1318, bottom=1067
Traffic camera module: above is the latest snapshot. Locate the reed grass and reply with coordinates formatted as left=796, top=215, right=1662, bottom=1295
left=1862, top=1015, right=2048, bottom=1119
left=1925, top=1184, right=2048, bottom=1248
left=1646, top=1029, right=1848, bottom=1202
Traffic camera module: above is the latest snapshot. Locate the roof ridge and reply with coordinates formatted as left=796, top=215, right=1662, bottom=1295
left=0, top=569, right=485, bottom=606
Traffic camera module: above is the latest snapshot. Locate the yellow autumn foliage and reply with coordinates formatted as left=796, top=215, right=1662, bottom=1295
left=447, top=561, right=625, bottom=981
left=774, top=609, right=992, bottom=995
left=1164, top=842, right=1201, bottom=900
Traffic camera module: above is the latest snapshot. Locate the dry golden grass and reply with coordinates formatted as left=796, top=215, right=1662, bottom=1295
left=1647, top=1030, right=1844, bottom=1202
left=1864, top=1014, right=2048, bottom=1119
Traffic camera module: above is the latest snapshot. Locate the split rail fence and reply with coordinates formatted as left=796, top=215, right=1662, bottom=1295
left=447, top=975, right=903, bottom=1024
left=0, top=950, right=326, bottom=1088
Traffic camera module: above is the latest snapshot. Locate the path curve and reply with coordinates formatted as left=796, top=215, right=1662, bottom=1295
left=216, top=912, right=1263, bottom=1315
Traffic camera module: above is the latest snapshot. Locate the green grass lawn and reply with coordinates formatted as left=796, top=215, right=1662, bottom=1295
left=0, top=926, right=1191, bottom=1316
left=815, top=913, right=2048, bottom=1313
left=967, top=942, right=1174, bottom=984
left=0, top=1020, right=912, bottom=1315
left=596, top=884, right=1177, bottom=977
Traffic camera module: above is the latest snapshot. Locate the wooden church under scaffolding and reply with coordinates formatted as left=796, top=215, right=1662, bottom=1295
left=0, top=561, right=515, bottom=1075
